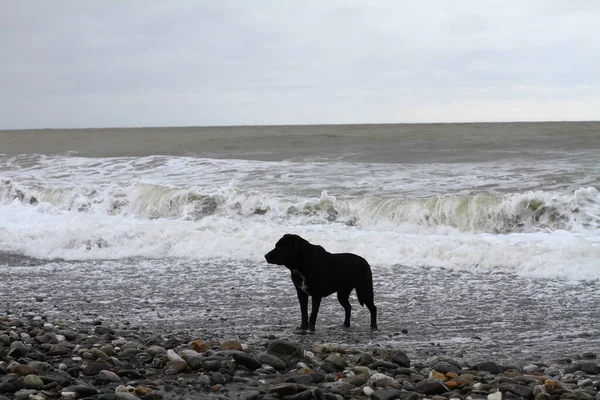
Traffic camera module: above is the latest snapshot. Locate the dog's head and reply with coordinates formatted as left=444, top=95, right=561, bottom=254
left=264, top=234, right=306, bottom=266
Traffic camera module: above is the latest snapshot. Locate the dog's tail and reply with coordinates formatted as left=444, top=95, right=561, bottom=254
left=355, top=259, right=374, bottom=307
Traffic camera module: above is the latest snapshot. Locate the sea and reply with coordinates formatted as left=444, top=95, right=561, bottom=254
left=1, top=122, right=599, bottom=363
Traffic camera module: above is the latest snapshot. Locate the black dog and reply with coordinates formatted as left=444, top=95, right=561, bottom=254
left=265, top=234, right=377, bottom=331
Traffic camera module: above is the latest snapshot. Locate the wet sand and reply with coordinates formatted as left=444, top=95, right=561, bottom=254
left=2, top=255, right=599, bottom=365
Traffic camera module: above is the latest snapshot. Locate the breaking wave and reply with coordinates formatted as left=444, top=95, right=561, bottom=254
left=2, top=179, right=598, bottom=234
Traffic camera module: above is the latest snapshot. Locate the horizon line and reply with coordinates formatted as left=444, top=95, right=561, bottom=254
left=2, top=119, right=599, bottom=132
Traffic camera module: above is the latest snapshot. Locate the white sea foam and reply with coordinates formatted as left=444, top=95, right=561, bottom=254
left=1, top=154, right=598, bottom=280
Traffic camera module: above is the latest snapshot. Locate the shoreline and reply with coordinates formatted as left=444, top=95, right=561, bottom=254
left=1, top=313, right=599, bottom=400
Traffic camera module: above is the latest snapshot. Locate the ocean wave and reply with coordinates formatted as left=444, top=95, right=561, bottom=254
left=1, top=179, right=599, bottom=234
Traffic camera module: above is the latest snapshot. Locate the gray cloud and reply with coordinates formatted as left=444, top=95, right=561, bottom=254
left=1, top=0, right=599, bottom=128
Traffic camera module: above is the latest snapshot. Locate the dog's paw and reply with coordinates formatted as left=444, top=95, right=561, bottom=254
left=294, top=326, right=308, bottom=335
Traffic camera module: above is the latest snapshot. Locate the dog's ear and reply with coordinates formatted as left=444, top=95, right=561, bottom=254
left=290, top=235, right=305, bottom=259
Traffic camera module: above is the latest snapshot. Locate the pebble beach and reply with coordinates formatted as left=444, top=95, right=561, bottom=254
left=2, top=312, right=600, bottom=400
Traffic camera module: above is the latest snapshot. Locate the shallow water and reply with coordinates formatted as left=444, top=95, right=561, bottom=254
left=1, top=122, right=599, bottom=365
left=2, top=255, right=599, bottom=365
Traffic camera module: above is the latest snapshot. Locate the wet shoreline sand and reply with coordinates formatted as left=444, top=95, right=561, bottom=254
left=2, top=256, right=599, bottom=366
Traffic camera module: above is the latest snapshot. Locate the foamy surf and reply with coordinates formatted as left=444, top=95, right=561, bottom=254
left=1, top=142, right=599, bottom=281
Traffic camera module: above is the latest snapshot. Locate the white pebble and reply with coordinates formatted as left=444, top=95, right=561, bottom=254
left=55, top=334, right=66, bottom=342
left=180, top=349, right=200, bottom=359
left=488, top=391, right=502, bottom=400
left=303, top=350, right=315, bottom=359
left=115, top=391, right=139, bottom=400
left=370, top=372, right=396, bottom=387
left=167, top=349, right=188, bottom=371
left=261, top=364, right=276, bottom=373
left=578, top=378, right=593, bottom=387
left=363, top=386, right=375, bottom=396
left=523, top=364, right=538, bottom=374
left=72, top=357, right=82, bottom=362
left=61, top=391, right=78, bottom=399
left=58, top=363, right=68, bottom=370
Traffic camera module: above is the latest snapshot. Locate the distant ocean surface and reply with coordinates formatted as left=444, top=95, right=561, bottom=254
left=1, top=122, right=599, bottom=279
left=1, top=122, right=600, bottom=362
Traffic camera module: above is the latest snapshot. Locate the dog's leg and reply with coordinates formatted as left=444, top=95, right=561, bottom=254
left=365, top=300, right=378, bottom=330
left=295, top=288, right=309, bottom=331
left=308, top=296, right=322, bottom=331
left=336, top=290, right=352, bottom=328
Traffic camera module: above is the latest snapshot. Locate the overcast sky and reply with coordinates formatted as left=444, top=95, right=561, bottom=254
left=1, top=0, right=599, bottom=129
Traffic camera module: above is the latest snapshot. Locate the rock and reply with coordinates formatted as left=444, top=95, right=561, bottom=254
left=370, top=372, right=397, bottom=388
left=82, top=362, right=110, bottom=376
left=323, top=354, right=347, bottom=370
left=476, top=361, right=501, bottom=375
left=8, top=341, right=28, bottom=358
left=141, top=393, right=164, bottom=400
left=240, top=390, right=261, bottom=400
left=499, top=382, right=534, bottom=399
left=267, top=339, right=303, bottom=364
left=34, top=332, right=55, bottom=344
left=119, top=369, right=143, bottom=379
left=212, top=372, right=226, bottom=385
left=372, top=360, right=399, bottom=370
left=201, top=360, right=222, bottom=371
left=231, top=350, right=261, bottom=370
left=57, top=330, right=78, bottom=341
left=290, top=390, right=313, bottom=400
left=135, top=386, right=153, bottom=397
left=357, top=353, right=374, bottom=366
left=115, top=385, right=139, bottom=400
left=187, top=355, right=204, bottom=370
left=23, top=374, right=44, bottom=389
left=433, top=361, right=461, bottom=374
left=27, top=361, right=50, bottom=375
left=166, top=349, right=188, bottom=371
left=523, top=364, right=539, bottom=373
left=147, top=345, right=167, bottom=356
left=72, top=385, right=100, bottom=396
left=98, top=369, right=122, bottom=382
left=0, top=378, right=23, bottom=394
left=190, top=340, right=209, bottom=353
left=579, top=362, right=600, bottom=375
left=221, top=340, right=243, bottom=350
left=323, top=381, right=352, bottom=396
left=353, top=366, right=371, bottom=377
left=488, top=391, right=503, bottom=400
left=13, top=389, right=38, bottom=400
left=135, top=351, right=154, bottom=363
left=91, top=347, right=109, bottom=360
left=578, top=378, right=593, bottom=388
left=12, top=364, right=38, bottom=376
left=346, top=375, right=368, bottom=386
left=429, top=370, right=446, bottom=380
left=392, top=351, right=410, bottom=368
left=269, top=383, right=299, bottom=396
left=258, top=353, right=287, bottom=370
left=371, top=389, right=404, bottom=400
left=415, top=379, right=449, bottom=395
left=287, top=374, right=314, bottom=384
left=47, top=345, right=70, bottom=356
